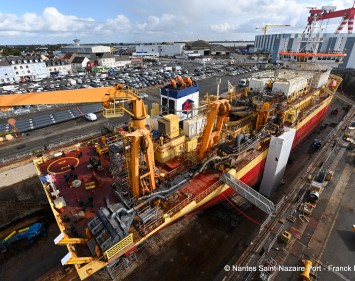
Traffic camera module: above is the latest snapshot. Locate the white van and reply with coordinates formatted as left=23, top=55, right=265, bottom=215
left=238, top=79, right=247, bottom=87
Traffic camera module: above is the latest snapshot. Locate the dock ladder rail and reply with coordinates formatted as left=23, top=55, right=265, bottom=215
left=220, top=173, right=275, bottom=215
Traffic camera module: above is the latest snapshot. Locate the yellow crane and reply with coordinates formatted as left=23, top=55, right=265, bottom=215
left=255, top=24, right=290, bottom=35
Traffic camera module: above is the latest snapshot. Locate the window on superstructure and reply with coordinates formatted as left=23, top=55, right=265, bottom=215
left=14, top=66, right=17, bottom=70
left=20, top=66, right=23, bottom=69
left=27, top=70, right=30, bottom=73
left=26, top=65, right=29, bottom=69
left=168, top=99, right=175, bottom=114
left=16, top=72, right=19, bottom=75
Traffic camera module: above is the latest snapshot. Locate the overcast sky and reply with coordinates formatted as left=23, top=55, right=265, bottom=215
left=0, top=0, right=354, bottom=45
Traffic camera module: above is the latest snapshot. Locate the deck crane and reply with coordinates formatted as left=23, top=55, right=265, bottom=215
left=255, top=24, right=291, bottom=35
left=305, top=2, right=355, bottom=34
left=0, top=84, right=156, bottom=199
left=198, top=99, right=230, bottom=160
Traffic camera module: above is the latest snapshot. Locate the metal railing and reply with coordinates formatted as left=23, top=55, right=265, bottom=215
left=143, top=180, right=225, bottom=232
left=0, top=129, right=103, bottom=166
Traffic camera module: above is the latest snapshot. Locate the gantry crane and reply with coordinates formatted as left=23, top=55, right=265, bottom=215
left=255, top=24, right=291, bottom=35
left=305, top=2, right=355, bottom=34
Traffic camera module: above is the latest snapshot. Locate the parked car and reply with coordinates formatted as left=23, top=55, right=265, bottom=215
left=138, top=92, right=148, bottom=99
left=84, top=113, right=97, bottom=121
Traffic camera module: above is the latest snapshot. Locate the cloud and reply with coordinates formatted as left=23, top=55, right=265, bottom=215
left=210, top=23, right=238, bottom=33
left=0, top=1, right=354, bottom=44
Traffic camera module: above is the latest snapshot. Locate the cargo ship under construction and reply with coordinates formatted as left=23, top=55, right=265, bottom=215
left=0, top=16, right=347, bottom=281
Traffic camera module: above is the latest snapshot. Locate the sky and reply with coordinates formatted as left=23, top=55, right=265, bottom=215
left=0, top=0, right=354, bottom=45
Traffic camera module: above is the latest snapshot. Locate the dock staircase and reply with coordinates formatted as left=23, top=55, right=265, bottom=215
left=220, top=173, right=275, bottom=215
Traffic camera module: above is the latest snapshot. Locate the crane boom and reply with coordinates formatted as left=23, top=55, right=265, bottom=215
left=0, top=87, right=109, bottom=107
left=0, top=84, right=148, bottom=129
left=255, top=24, right=290, bottom=35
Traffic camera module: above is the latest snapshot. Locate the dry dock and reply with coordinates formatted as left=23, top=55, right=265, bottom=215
left=222, top=95, right=355, bottom=281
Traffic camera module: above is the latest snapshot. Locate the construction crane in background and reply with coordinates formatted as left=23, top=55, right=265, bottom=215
left=305, top=2, right=355, bottom=34
left=255, top=24, right=291, bottom=35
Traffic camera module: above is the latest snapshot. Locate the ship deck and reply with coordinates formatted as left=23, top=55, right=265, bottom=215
left=37, top=147, right=117, bottom=238
left=36, top=134, right=269, bottom=245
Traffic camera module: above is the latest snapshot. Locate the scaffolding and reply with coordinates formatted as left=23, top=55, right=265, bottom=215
left=109, top=139, right=134, bottom=208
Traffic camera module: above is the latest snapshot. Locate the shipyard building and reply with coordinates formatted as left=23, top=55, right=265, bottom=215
left=254, top=33, right=355, bottom=68
left=135, top=43, right=185, bottom=57
left=60, top=39, right=111, bottom=61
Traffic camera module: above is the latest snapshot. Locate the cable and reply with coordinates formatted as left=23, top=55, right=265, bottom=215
left=222, top=193, right=261, bottom=226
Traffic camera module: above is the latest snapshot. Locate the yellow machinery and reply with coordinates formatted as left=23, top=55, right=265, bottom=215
left=255, top=102, right=271, bottom=130
left=0, top=84, right=147, bottom=130
left=279, top=230, right=292, bottom=243
left=3, top=84, right=158, bottom=279
left=95, top=144, right=108, bottom=155
left=125, top=128, right=156, bottom=199
left=300, top=260, right=312, bottom=281
left=0, top=84, right=156, bottom=199
left=95, top=136, right=109, bottom=156
left=255, top=24, right=291, bottom=35
left=198, top=99, right=230, bottom=160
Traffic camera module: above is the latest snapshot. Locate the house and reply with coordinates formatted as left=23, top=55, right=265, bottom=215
left=6, top=56, right=48, bottom=83
left=61, top=53, right=76, bottom=63
left=0, top=59, right=15, bottom=84
left=46, top=60, right=72, bottom=76
left=115, top=55, right=131, bottom=67
left=97, top=53, right=115, bottom=67
left=185, top=40, right=211, bottom=56
left=71, top=56, right=90, bottom=71
left=210, top=45, right=231, bottom=57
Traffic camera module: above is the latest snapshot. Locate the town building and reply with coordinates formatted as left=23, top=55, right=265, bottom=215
left=46, top=60, right=72, bottom=76
left=71, top=56, right=90, bottom=71
left=135, top=43, right=185, bottom=57
left=0, top=60, right=15, bottom=84
left=97, top=53, right=115, bottom=68
left=0, top=56, right=48, bottom=84
left=114, top=55, right=131, bottom=68
left=60, top=39, right=111, bottom=61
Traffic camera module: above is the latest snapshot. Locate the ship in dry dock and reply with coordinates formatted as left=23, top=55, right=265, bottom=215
left=0, top=14, right=347, bottom=281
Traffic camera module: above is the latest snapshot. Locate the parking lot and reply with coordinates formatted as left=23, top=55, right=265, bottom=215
left=0, top=57, right=261, bottom=119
